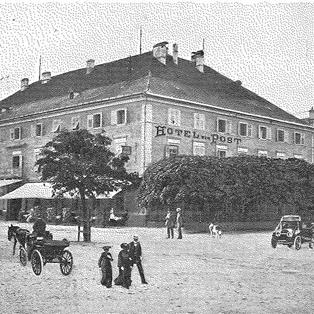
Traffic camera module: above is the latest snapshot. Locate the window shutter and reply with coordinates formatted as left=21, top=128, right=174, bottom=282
left=31, top=125, right=35, bottom=137
left=176, top=110, right=181, bottom=126
left=10, top=129, right=14, bottom=140
left=19, top=127, right=22, bottom=140
left=284, top=131, right=288, bottom=143
left=124, top=109, right=128, bottom=124
left=111, top=111, right=117, bottom=125
left=87, top=115, right=93, bottom=129
left=301, top=133, right=305, bottom=144
left=194, top=113, right=198, bottom=129
left=227, top=121, right=232, bottom=134
left=200, top=114, right=205, bottom=130
left=248, top=124, right=252, bottom=137
left=42, top=124, right=46, bottom=136
left=267, top=127, right=272, bottom=140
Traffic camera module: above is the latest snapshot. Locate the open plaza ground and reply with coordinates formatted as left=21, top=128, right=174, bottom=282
left=1, top=220, right=313, bottom=314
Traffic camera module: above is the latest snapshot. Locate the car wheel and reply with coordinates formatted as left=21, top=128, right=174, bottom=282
left=271, top=238, right=277, bottom=248
left=288, top=244, right=293, bottom=248
left=294, top=236, right=301, bottom=250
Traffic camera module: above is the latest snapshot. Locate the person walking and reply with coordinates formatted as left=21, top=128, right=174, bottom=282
left=114, top=243, right=133, bottom=289
left=165, top=210, right=175, bottom=239
left=176, top=208, right=183, bottom=239
left=98, top=245, right=113, bottom=288
left=129, top=235, right=148, bottom=284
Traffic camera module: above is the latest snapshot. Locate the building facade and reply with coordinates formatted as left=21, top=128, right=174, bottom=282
left=0, top=41, right=313, bottom=222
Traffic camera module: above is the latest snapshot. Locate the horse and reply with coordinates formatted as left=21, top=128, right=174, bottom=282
left=7, top=224, right=30, bottom=255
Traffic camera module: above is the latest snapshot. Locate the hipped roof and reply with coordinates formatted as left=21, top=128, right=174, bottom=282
left=0, top=51, right=307, bottom=126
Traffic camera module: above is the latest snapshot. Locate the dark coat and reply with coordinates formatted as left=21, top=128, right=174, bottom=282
left=129, top=241, right=142, bottom=263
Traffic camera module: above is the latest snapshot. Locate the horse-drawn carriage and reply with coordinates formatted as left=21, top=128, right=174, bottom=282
left=8, top=224, right=73, bottom=276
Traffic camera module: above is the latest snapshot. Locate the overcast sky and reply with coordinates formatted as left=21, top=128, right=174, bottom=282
left=0, top=1, right=313, bottom=119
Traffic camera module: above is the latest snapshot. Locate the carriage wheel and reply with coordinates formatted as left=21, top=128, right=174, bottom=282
left=19, top=246, right=27, bottom=266
left=59, top=250, right=73, bottom=276
left=31, top=250, right=43, bottom=276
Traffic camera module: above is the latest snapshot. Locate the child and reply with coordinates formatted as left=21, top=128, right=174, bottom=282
left=98, top=245, right=113, bottom=288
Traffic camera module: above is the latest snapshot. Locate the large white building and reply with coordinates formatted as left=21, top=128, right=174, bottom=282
left=0, top=41, right=313, bottom=223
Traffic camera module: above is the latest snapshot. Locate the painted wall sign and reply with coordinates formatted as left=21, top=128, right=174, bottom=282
left=155, top=125, right=242, bottom=144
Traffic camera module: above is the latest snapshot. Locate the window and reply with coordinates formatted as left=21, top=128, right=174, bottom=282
left=87, top=113, right=102, bottom=129
left=52, top=119, right=62, bottom=133
left=35, top=124, right=42, bottom=137
left=113, top=137, right=127, bottom=155
left=168, top=108, right=181, bottom=126
left=258, top=126, right=271, bottom=140
left=10, top=127, right=21, bottom=140
left=216, top=145, right=227, bottom=158
left=165, top=145, right=179, bottom=157
left=294, top=132, right=305, bottom=145
left=71, top=116, right=80, bottom=130
left=217, top=119, right=232, bottom=134
left=193, top=142, right=205, bottom=156
left=111, top=109, right=127, bottom=125
left=194, top=113, right=205, bottom=130
left=117, top=110, right=126, bottom=125
left=12, top=151, right=22, bottom=169
left=238, top=122, right=252, bottom=137
left=258, top=150, right=268, bottom=157
left=276, top=129, right=287, bottom=142
left=12, top=155, right=21, bottom=168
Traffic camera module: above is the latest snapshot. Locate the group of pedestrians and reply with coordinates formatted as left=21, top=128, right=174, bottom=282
left=165, top=207, right=183, bottom=239
left=98, top=235, right=148, bottom=289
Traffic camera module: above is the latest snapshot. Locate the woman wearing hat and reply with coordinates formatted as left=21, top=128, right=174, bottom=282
left=98, top=246, right=113, bottom=288
left=114, top=243, right=133, bottom=289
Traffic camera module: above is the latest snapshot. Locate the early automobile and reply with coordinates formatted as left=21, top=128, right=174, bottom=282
left=271, top=215, right=314, bottom=250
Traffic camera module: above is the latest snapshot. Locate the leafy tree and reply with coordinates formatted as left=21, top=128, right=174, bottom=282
left=137, top=155, right=314, bottom=222
left=36, top=129, right=139, bottom=241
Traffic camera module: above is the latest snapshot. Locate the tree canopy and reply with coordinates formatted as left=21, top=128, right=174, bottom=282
left=36, top=129, right=139, bottom=241
left=137, top=155, right=314, bottom=222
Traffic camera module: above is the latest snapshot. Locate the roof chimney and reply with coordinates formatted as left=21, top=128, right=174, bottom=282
left=309, top=107, right=314, bottom=122
left=153, top=41, right=168, bottom=65
left=20, top=78, right=29, bottom=91
left=86, top=59, right=95, bottom=74
left=41, top=71, right=51, bottom=84
left=191, top=50, right=204, bottom=73
left=173, top=43, right=178, bottom=65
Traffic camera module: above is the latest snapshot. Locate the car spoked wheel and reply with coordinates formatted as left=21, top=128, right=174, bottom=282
left=294, top=236, right=301, bottom=250
left=19, top=246, right=27, bottom=266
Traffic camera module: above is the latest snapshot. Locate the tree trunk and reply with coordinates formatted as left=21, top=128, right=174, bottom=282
left=81, top=195, right=91, bottom=242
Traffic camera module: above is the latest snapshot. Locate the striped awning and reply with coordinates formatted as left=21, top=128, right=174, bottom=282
left=0, top=182, right=120, bottom=199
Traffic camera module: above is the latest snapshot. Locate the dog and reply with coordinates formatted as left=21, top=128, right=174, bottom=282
left=209, top=223, right=222, bottom=238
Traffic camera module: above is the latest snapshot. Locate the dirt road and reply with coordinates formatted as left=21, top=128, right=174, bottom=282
left=1, top=221, right=313, bottom=313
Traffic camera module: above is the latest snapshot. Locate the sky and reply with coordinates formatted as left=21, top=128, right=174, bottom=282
left=0, top=1, right=313, bottom=119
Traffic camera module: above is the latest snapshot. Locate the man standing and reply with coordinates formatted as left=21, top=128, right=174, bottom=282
left=176, top=208, right=183, bottom=239
left=129, top=235, right=148, bottom=284
left=165, top=210, right=175, bottom=239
